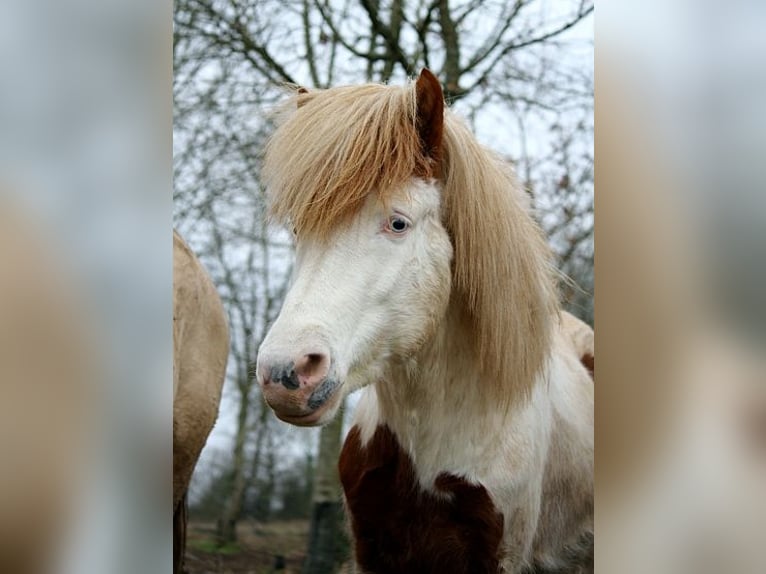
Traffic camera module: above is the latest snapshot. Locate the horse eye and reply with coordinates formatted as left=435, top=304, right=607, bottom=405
left=389, top=216, right=409, bottom=233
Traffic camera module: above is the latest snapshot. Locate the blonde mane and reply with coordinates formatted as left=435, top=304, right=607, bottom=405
left=263, top=79, right=558, bottom=400
left=264, top=85, right=431, bottom=237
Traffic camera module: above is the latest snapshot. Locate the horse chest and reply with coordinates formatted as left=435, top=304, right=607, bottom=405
left=339, top=425, right=504, bottom=574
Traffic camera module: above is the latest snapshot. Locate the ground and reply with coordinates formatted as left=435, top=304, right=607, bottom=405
left=185, top=520, right=352, bottom=574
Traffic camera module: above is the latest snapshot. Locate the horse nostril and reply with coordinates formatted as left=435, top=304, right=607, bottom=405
left=294, top=352, right=330, bottom=382
left=307, top=353, right=323, bottom=370
left=268, top=363, right=298, bottom=390
left=257, top=362, right=272, bottom=386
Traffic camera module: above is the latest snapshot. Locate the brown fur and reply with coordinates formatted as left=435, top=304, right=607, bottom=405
left=415, top=68, right=444, bottom=169
left=173, top=230, right=229, bottom=574
left=264, top=70, right=558, bottom=404
left=339, top=425, right=505, bottom=574
left=173, top=493, right=188, bottom=574
left=581, top=353, right=594, bottom=378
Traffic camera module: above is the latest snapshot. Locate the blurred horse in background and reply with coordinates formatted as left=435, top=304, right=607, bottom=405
left=173, top=230, right=229, bottom=574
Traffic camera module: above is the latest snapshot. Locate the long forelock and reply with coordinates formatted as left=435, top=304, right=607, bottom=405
left=263, top=83, right=432, bottom=238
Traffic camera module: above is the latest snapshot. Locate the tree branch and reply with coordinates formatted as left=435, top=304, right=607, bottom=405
left=437, top=0, right=462, bottom=99
left=313, top=0, right=384, bottom=63
left=466, top=5, right=593, bottom=94
left=359, top=0, right=415, bottom=76
left=302, top=0, right=321, bottom=87
left=461, top=0, right=526, bottom=76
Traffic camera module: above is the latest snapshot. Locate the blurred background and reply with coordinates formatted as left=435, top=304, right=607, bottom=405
left=172, top=0, right=593, bottom=571
left=596, top=1, right=766, bottom=572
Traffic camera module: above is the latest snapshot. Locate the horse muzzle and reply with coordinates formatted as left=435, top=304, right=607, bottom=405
left=256, top=349, right=341, bottom=426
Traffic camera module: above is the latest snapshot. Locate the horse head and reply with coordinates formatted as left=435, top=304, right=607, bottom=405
left=256, top=70, right=452, bottom=425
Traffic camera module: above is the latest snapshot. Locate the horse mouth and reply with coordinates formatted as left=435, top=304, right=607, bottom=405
left=271, top=378, right=342, bottom=427
left=274, top=406, right=328, bottom=426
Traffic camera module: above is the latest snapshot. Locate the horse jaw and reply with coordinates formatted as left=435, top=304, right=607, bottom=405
left=256, top=179, right=453, bottom=426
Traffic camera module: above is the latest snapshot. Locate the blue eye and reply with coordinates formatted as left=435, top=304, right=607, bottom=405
left=389, top=216, right=409, bottom=233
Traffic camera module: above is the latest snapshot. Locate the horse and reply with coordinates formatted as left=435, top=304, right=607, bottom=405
left=255, top=69, right=593, bottom=573
left=173, top=230, right=229, bottom=574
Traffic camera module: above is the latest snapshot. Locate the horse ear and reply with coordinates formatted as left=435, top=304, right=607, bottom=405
left=296, top=86, right=310, bottom=108
left=415, top=69, right=444, bottom=161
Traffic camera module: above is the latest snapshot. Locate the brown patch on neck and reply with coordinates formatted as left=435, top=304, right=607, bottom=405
left=339, top=425, right=504, bottom=573
left=581, top=352, right=594, bottom=379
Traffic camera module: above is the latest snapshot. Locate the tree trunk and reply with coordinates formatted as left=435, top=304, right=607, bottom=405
left=216, top=384, right=250, bottom=544
left=302, top=402, right=347, bottom=574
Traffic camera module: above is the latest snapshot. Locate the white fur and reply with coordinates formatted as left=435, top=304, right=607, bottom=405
left=258, top=178, right=593, bottom=572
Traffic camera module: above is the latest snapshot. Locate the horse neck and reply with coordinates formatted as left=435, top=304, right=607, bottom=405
left=371, top=301, right=544, bottom=483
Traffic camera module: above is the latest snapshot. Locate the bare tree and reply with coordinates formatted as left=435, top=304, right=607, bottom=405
left=204, top=209, right=293, bottom=544
left=174, top=15, right=297, bottom=538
